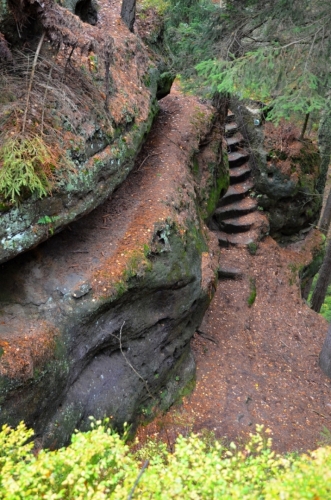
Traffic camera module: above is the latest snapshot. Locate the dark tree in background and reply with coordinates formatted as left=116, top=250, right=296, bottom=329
left=311, top=237, right=331, bottom=313
left=121, top=0, right=136, bottom=32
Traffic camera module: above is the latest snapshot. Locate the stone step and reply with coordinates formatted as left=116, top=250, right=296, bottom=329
left=216, top=229, right=258, bottom=247
left=226, top=112, right=236, bottom=123
left=220, top=212, right=258, bottom=234
left=216, top=211, right=269, bottom=246
left=229, top=164, right=251, bottom=184
left=228, top=151, right=250, bottom=167
left=218, top=266, right=242, bottom=280
left=214, top=197, right=258, bottom=221
left=226, top=134, right=245, bottom=152
left=218, top=179, right=254, bottom=206
left=225, top=122, right=239, bottom=136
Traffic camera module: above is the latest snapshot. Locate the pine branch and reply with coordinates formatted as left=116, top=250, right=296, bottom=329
left=22, top=31, right=45, bottom=134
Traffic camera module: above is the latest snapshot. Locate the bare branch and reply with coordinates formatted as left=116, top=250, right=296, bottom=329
left=22, top=31, right=45, bottom=133
left=109, top=322, right=155, bottom=400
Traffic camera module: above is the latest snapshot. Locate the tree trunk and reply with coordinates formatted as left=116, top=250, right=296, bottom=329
left=299, top=112, right=309, bottom=141
left=121, top=0, right=136, bottom=32
left=311, top=236, right=331, bottom=312
left=302, top=276, right=314, bottom=301
left=319, top=188, right=331, bottom=235
left=300, top=243, right=325, bottom=300
left=316, top=96, right=331, bottom=194
left=320, top=320, right=331, bottom=379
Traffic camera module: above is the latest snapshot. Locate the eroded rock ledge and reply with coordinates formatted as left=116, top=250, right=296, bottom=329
left=0, top=0, right=170, bottom=264
left=0, top=87, right=228, bottom=447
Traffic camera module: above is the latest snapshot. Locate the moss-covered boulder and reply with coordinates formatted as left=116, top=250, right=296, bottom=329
left=255, top=124, right=321, bottom=236
left=0, top=0, right=167, bottom=264
left=0, top=88, right=224, bottom=448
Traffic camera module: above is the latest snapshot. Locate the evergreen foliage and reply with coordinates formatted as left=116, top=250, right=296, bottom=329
left=1, top=421, right=331, bottom=499
left=139, top=0, right=169, bottom=15
left=165, top=1, right=222, bottom=78
left=166, top=0, right=331, bottom=126
left=0, top=136, right=56, bottom=203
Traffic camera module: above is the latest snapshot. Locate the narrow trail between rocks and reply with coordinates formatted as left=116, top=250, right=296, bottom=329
left=188, top=239, right=330, bottom=453
left=136, top=96, right=331, bottom=454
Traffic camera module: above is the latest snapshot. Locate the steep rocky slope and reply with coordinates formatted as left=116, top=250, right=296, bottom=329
left=0, top=85, right=228, bottom=447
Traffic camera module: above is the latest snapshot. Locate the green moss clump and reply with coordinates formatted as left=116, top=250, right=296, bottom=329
left=205, top=174, right=229, bottom=219
left=247, top=277, right=257, bottom=307
left=247, top=242, right=258, bottom=256
left=201, top=151, right=230, bottom=221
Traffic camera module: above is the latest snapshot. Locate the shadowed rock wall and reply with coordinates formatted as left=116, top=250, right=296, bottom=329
left=0, top=88, right=225, bottom=447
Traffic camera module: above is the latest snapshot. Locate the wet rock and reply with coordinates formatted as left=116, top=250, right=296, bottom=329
left=0, top=225, right=215, bottom=448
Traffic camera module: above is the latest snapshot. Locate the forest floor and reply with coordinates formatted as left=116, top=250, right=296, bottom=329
left=2, top=0, right=330, bottom=456
left=135, top=89, right=331, bottom=455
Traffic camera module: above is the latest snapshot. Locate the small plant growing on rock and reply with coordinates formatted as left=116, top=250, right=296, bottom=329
left=0, top=136, right=57, bottom=203
left=37, top=215, right=60, bottom=235
left=247, top=242, right=258, bottom=256
left=247, top=277, right=257, bottom=307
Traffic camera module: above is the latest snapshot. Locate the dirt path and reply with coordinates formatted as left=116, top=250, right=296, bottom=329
left=188, top=238, right=331, bottom=452
left=135, top=93, right=331, bottom=454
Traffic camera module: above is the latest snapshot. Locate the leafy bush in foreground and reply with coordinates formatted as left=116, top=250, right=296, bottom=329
left=1, top=421, right=331, bottom=499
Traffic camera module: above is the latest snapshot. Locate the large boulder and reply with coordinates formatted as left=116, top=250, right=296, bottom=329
left=0, top=0, right=164, bottom=264
left=0, top=88, right=226, bottom=448
left=255, top=131, right=321, bottom=236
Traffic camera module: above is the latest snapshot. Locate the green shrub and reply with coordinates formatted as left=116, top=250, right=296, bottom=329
left=139, top=0, right=170, bottom=15
left=247, top=242, right=258, bottom=256
left=0, top=136, right=56, bottom=203
left=1, top=421, right=331, bottom=499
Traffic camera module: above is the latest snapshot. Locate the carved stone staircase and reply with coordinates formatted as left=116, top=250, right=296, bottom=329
left=212, top=112, right=269, bottom=247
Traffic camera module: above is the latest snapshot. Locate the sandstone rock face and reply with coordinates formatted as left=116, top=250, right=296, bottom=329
left=0, top=227, right=209, bottom=448
left=0, top=0, right=162, bottom=264
left=0, top=0, right=226, bottom=447
left=0, top=110, right=157, bottom=264
left=254, top=140, right=321, bottom=237
left=230, top=99, right=321, bottom=237
left=0, top=88, right=224, bottom=448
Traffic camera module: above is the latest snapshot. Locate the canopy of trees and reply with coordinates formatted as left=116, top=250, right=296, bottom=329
left=166, top=0, right=331, bottom=127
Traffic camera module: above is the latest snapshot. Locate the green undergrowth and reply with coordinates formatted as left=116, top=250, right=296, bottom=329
left=247, top=242, right=258, bottom=256
left=247, top=277, right=257, bottom=307
left=0, top=136, right=61, bottom=204
left=309, top=274, right=331, bottom=322
left=1, top=421, right=331, bottom=499
left=139, top=0, right=170, bottom=15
